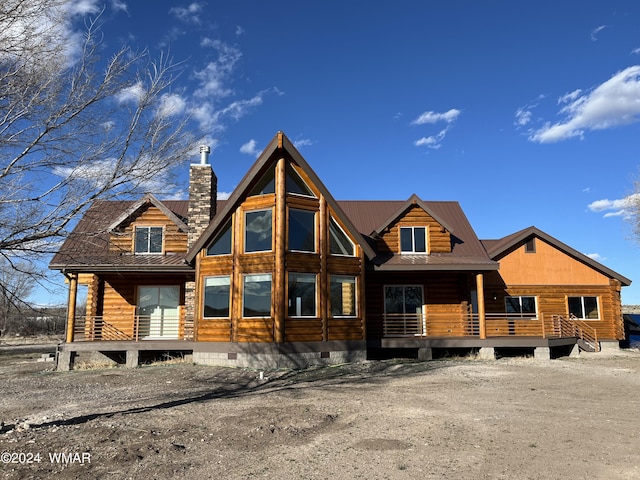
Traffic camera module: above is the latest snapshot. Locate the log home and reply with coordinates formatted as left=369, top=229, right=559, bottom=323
left=50, top=132, right=632, bottom=369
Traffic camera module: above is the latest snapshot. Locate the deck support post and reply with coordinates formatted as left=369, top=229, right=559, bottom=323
left=418, top=347, right=432, bottom=361
left=534, top=347, right=550, bottom=360
left=65, top=273, right=78, bottom=343
left=126, top=350, right=140, bottom=368
left=476, top=273, right=487, bottom=339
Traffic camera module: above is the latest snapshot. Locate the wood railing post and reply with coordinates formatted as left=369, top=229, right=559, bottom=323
left=65, top=273, right=78, bottom=343
left=476, top=273, right=486, bottom=339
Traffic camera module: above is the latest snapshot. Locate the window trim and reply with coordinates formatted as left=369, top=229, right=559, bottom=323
left=399, top=226, right=428, bottom=254
left=203, top=275, right=231, bottom=319
left=242, top=273, right=272, bottom=318
left=329, top=275, right=357, bottom=318
left=329, top=216, right=355, bottom=257
left=525, top=238, right=536, bottom=253
left=567, top=295, right=600, bottom=320
left=287, top=272, right=317, bottom=318
left=288, top=207, right=317, bottom=253
left=383, top=284, right=425, bottom=315
left=286, top=163, right=316, bottom=198
left=504, top=295, right=537, bottom=318
left=244, top=208, right=273, bottom=253
left=134, top=225, right=164, bottom=255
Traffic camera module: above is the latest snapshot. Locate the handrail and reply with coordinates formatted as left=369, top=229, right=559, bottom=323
left=71, top=315, right=182, bottom=341
left=550, top=315, right=600, bottom=351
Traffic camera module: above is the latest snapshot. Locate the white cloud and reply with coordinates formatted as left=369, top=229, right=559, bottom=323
left=217, top=191, right=232, bottom=200
left=633, top=47, right=640, bottom=55
left=193, top=41, right=242, bottom=99
left=110, top=0, right=128, bottom=13
left=169, top=2, right=204, bottom=23
left=116, top=82, right=146, bottom=104
left=558, top=89, right=582, bottom=104
left=530, top=65, right=640, bottom=143
left=412, top=109, right=461, bottom=125
left=591, top=25, right=606, bottom=41
left=514, top=107, right=533, bottom=126
left=157, top=93, right=187, bottom=118
left=240, top=139, right=259, bottom=156
left=586, top=252, right=605, bottom=261
left=587, top=193, right=640, bottom=218
left=293, top=138, right=313, bottom=148
left=235, top=26, right=245, bottom=36
left=412, top=108, right=460, bottom=149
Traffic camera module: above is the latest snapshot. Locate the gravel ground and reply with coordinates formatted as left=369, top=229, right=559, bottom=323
left=1, top=344, right=640, bottom=479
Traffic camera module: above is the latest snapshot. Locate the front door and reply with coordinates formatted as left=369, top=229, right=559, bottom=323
left=137, top=286, right=180, bottom=339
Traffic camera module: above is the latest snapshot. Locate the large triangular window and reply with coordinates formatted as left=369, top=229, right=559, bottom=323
left=206, top=220, right=232, bottom=256
left=286, top=163, right=315, bottom=197
left=249, top=164, right=276, bottom=196
left=329, top=217, right=355, bottom=256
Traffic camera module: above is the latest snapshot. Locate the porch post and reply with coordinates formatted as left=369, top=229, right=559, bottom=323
left=65, top=273, right=78, bottom=343
left=273, top=155, right=286, bottom=344
left=476, top=273, right=486, bottom=340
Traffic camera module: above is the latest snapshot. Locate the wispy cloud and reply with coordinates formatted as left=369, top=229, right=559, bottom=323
left=632, top=47, right=640, bottom=55
left=194, top=40, right=242, bottom=99
left=412, top=108, right=461, bottom=149
left=169, top=2, right=204, bottom=23
left=586, top=252, right=605, bottom=262
left=240, top=139, right=259, bottom=156
left=529, top=65, right=640, bottom=143
left=157, top=93, right=187, bottom=118
left=115, top=82, right=146, bottom=104
left=110, top=0, right=128, bottom=13
left=293, top=138, right=313, bottom=149
left=514, top=94, right=546, bottom=127
left=587, top=193, right=640, bottom=218
left=591, top=25, right=606, bottom=41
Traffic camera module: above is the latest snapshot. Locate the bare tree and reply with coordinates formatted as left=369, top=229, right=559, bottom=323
left=0, top=0, right=194, bottom=260
left=0, top=258, right=35, bottom=336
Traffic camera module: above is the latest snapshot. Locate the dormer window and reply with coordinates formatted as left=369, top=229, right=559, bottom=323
left=134, top=226, right=163, bottom=254
left=400, top=226, right=427, bottom=254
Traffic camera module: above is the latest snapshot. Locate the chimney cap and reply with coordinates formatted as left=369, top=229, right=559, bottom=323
left=198, top=145, right=211, bottom=165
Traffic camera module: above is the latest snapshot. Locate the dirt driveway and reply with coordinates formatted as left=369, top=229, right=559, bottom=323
left=1, top=345, right=640, bottom=479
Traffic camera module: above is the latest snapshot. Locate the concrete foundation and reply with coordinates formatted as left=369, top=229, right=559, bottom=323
left=534, top=347, right=550, bottom=360
left=477, top=347, right=495, bottom=360
left=193, top=349, right=366, bottom=369
left=569, top=344, right=580, bottom=358
left=125, top=350, right=139, bottom=368
left=599, top=341, right=621, bottom=352
left=417, top=347, right=433, bottom=361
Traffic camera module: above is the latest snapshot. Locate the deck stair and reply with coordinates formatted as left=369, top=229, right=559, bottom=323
left=551, top=315, right=600, bottom=352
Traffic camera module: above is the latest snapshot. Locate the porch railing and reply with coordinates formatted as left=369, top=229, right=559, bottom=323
left=380, top=312, right=591, bottom=340
left=71, top=315, right=182, bottom=341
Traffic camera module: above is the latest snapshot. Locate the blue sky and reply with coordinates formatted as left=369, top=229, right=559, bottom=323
left=35, top=1, right=640, bottom=304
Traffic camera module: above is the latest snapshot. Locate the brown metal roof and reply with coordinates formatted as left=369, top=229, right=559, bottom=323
left=49, top=199, right=194, bottom=272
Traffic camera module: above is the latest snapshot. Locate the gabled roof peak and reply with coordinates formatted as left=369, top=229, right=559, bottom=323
left=107, top=193, right=188, bottom=233
left=371, top=193, right=455, bottom=236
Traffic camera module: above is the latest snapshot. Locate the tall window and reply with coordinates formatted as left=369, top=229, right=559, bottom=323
left=243, top=274, right=272, bottom=317
left=384, top=285, right=423, bottom=316
left=400, top=227, right=427, bottom=253
left=289, top=209, right=315, bottom=252
left=288, top=273, right=316, bottom=317
left=207, top=220, right=232, bottom=256
left=245, top=209, right=272, bottom=252
left=135, top=226, right=163, bottom=254
left=203, top=276, right=231, bottom=318
left=330, top=275, right=357, bottom=317
left=568, top=296, right=599, bottom=320
left=505, top=296, right=537, bottom=317
left=329, top=217, right=355, bottom=256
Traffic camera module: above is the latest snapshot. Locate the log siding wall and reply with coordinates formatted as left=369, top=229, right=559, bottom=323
left=376, top=205, right=451, bottom=254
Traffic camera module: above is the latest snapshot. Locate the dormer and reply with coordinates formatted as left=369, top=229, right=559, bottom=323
left=371, top=194, right=454, bottom=256
left=107, top=194, right=189, bottom=255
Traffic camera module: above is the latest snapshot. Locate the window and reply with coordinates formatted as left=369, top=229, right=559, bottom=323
left=505, top=296, right=537, bottom=317
left=384, top=285, right=423, bottom=315
left=243, top=274, right=272, bottom=317
left=249, top=164, right=276, bottom=196
left=137, top=286, right=179, bottom=338
left=203, top=276, right=230, bottom=318
left=286, top=163, right=315, bottom=197
left=525, top=237, right=536, bottom=253
left=289, top=209, right=315, bottom=252
left=207, top=220, right=232, bottom=256
left=400, top=227, right=427, bottom=253
left=245, top=209, right=272, bottom=252
left=288, top=273, right=316, bottom=317
left=135, top=226, right=163, bottom=254
left=330, top=275, right=357, bottom=317
left=329, top=217, right=355, bottom=256
left=568, top=296, right=599, bottom=320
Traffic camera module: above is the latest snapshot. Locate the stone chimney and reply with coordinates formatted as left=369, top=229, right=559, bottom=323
left=188, top=145, right=217, bottom=247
